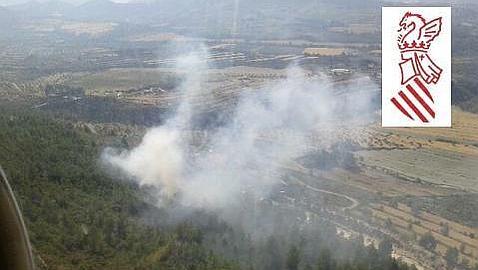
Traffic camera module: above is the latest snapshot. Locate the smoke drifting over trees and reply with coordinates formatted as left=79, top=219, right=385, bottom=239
left=102, top=48, right=376, bottom=215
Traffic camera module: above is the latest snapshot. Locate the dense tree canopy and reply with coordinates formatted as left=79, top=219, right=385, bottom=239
left=0, top=105, right=418, bottom=270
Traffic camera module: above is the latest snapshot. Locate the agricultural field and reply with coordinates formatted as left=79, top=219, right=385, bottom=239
left=357, top=110, right=478, bottom=191
left=303, top=47, right=347, bottom=56
left=335, top=109, right=478, bottom=269
left=60, top=22, right=117, bottom=36
left=66, top=68, right=180, bottom=95
left=264, top=108, right=478, bottom=269
left=0, top=1, right=477, bottom=269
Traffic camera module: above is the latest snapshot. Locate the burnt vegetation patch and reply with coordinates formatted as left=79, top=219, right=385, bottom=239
left=298, top=141, right=361, bottom=172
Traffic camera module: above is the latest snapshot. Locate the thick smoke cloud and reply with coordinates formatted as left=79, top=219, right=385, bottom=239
left=102, top=49, right=376, bottom=213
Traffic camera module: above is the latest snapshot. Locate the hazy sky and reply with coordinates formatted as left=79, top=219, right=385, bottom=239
left=0, top=0, right=132, bottom=6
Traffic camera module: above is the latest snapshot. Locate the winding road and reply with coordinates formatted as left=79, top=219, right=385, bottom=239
left=292, top=176, right=359, bottom=211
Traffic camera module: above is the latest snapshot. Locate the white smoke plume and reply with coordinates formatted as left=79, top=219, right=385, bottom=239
left=102, top=49, right=377, bottom=212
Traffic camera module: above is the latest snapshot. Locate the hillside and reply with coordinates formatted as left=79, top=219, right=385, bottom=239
left=0, top=103, right=424, bottom=270
left=0, top=104, right=236, bottom=269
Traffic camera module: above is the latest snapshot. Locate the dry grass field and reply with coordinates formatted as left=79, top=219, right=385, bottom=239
left=356, top=109, right=478, bottom=192
left=385, top=109, right=478, bottom=146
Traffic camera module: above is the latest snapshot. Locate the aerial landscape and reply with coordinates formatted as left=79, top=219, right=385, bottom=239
left=0, top=0, right=477, bottom=269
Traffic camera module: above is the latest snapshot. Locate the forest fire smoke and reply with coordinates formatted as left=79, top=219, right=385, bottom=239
left=102, top=48, right=376, bottom=211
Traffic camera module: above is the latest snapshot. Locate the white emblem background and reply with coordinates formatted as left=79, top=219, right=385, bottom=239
left=382, top=7, right=451, bottom=127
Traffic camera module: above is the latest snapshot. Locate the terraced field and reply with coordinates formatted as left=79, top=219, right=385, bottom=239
left=358, top=148, right=478, bottom=191
left=371, top=202, right=478, bottom=266
left=341, top=109, right=478, bottom=268
left=357, top=110, right=478, bottom=192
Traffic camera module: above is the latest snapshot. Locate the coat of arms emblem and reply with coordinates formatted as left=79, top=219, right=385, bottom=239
left=382, top=7, right=451, bottom=127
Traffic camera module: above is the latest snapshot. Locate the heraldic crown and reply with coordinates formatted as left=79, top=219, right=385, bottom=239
left=397, top=12, right=442, bottom=52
